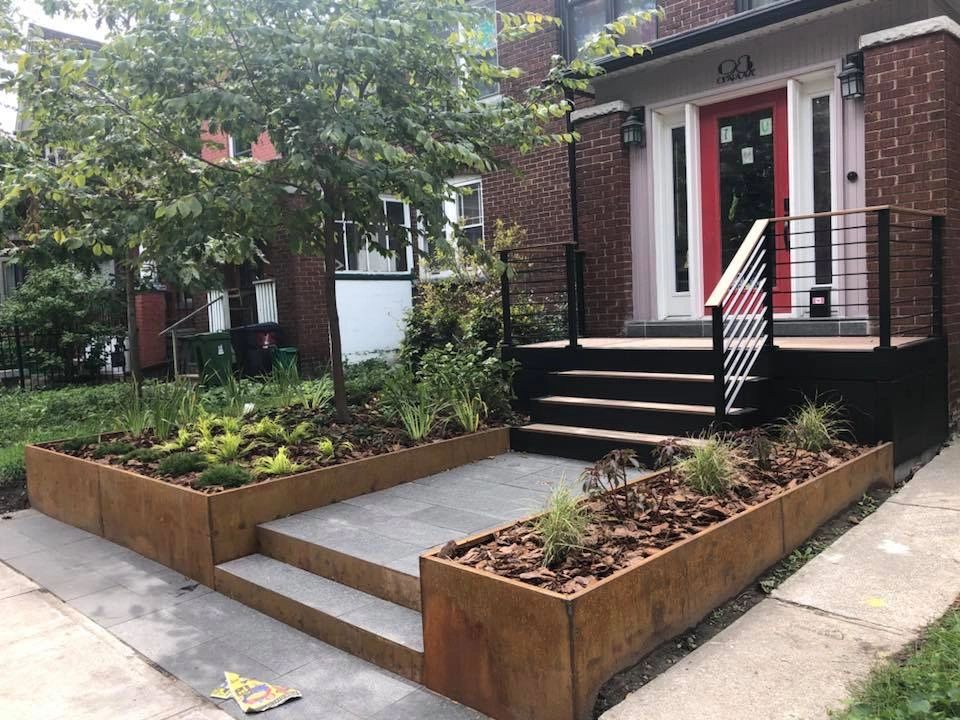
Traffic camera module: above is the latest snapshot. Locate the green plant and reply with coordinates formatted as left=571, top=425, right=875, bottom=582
left=534, top=483, right=592, bottom=568
left=204, top=432, right=250, bottom=464
left=120, top=447, right=166, bottom=464
left=116, top=385, right=151, bottom=437
left=579, top=449, right=642, bottom=517
left=449, top=392, right=487, bottom=433
left=144, top=379, right=199, bottom=441
left=344, top=359, right=391, bottom=406
left=160, top=427, right=194, bottom=452
left=250, top=417, right=312, bottom=446
left=253, top=447, right=305, bottom=477
left=298, top=377, right=334, bottom=412
left=157, top=451, right=206, bottom=477
left=391, top=383, right=447, bottom=442
left=0, top=454, right=26, bottom=488
left=781, top=397, right=849, bottom=452
left=316, top=436, right=335, bottom=459
left=269, top=362, right=302, bottom=408
left=213, top=415, right=243, bottom=435
left=195, top=464, right=254, bottom=489
left=213, top=373, right=254, bottom=418
left=92, top=441, right=136, bottom=459
left=417, top=341, right=516, bottom=422
left=60, top=435, right=99, bottom=453
left=834, top=609, right=960, bottom=719
left=676, top=437, right=738, bottom=496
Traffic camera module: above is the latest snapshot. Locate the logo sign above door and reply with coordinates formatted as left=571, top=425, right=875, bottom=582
left=717, top=55, right=756, bottom=85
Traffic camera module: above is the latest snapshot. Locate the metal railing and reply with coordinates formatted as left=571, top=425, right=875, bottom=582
left=500, top=242, right=584, bottom=348
left=707, top=205, right=945, bottom=419
left=706, top=219, right=774, bottom=418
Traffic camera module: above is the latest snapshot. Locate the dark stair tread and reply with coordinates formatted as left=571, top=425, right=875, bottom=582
left=533, top=396, right=756, bottom=416
left=216, top=554, right=424, bottom=652
left=517, top=423, right=705, bottom=446
left=551, top=370, right=762, bottom=383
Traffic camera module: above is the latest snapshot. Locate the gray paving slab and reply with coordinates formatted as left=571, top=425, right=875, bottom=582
left=600, top=600, right=908, bottom=720
left=69, top=580, right=207, bottom=628
left=280, top=648, right=418, bottom=718
left=772, top=500, right=960, bottom=634
left=215, top=614, right=335, bottom=675
left=890, top=441, right=960, bottom=511
left=218, top=555, right=375, bottom=618
left=112, top=607, right=215, bottom=663
left=6, top=512, right=95, bottom=546
left=0, top=523, right=44, bottom=559
left=370, top=688, right=487, bottom=720
left=343, top=493, right=433, bottom=516
left=384, top=553, right=422, bottom=577
left=157, top=637, right=282, bottom=700
left=338, top=595, right=425, bottom=652
left=406, top=504, right=505, bottom=534
left=362, top=513, right=464, bottom=549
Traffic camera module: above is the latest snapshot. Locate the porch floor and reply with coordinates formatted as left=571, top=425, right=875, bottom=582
left=521, top=336, right=926, bottom=352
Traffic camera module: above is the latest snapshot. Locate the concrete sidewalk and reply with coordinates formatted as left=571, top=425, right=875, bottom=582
left=602, top=440, right=960, bottom=720
left=0, top=559, right=228, bottom=720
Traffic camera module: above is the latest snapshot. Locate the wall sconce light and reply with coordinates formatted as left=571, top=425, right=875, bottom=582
left=620, top=107, right=646, bottom=148
left=838, top=52, right=865, bottom=100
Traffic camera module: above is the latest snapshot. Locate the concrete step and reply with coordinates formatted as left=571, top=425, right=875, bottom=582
left=215, top=554, right=424, bottom=683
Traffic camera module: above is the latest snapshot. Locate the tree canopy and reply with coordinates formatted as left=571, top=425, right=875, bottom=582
left=0, top=0, right=657, bottom=413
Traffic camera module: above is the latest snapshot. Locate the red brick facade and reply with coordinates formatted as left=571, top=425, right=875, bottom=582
left=134, top=291, right=168, bottom=370
left=864, top=30, right=960, bottom=406
left=659, top=0, right=737, bottom=37
left=574, top=111, right=633, bottom=336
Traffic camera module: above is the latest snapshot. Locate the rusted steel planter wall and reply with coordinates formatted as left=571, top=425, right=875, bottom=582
left=421, top=443, right=894, bottom=720
left=26, top=427, right=510, bottom=587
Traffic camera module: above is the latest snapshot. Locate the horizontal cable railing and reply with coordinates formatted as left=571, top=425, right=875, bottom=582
left=707, top=205, right=945, bottom=420
left=500, top=242, right=583, bottom=348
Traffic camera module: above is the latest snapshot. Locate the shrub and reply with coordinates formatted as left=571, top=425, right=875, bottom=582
left=195, top=464, right=254, bottom=489
left=677, top=437, right=738, bottom=495
left=417, top=341, right=515, bottom=421
left=0, top=454, right=26, bottom=488
left=580, top=449, right=642, bottom=517
left=781, top=397, right=848, bottom=452
left=92, top=441, right=135, bottom=459
left=120, top=447, right=166, bottom=464
left=253, top=447, right=304, bottom=477
left=534, top=484, right=591, bottom=568
left=389, top=382, right=446, bottom=442
left=0, top=264, right=124, bottom=379
left=345, top=359, right=391, bottom=405
left=204, top=432, right=250, bottom=464
left=157, top=451, right=206, bottom=477
left=60, top=435, right=99, bottom=453
left=298, top=377, right=334, bottom=412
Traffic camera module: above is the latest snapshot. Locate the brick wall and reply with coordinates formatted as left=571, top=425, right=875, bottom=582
left=864, top=31, right=959, bottom=408
left=659, top=0, right=737, bottom=37
left=575, top=111, right=633, bottom=336
left=134, top=291, right=168, bottom=369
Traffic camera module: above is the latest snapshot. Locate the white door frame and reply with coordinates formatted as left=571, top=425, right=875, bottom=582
left=648, top=61, right=847, bottom=320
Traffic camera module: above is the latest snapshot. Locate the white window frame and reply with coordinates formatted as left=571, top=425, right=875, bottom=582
left=335, top=196, right=415, bottom=275
left=420, top=176, right=485, bottom=280
left=228, top=134, right=253, bottom=159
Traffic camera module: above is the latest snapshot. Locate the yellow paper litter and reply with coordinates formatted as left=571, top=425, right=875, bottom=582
left=210, top=671, right=302, bottom=713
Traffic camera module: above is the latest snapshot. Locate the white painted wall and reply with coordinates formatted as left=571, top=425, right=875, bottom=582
left=335, top=279, right=413, bottom=361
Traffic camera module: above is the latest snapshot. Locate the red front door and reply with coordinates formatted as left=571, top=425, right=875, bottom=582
left=700, top=89, right=790, bottom=312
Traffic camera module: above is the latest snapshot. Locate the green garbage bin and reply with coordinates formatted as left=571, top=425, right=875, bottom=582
left=194, top=332, right=234, bottom=386
left=272, top=346, right=299, bottom=373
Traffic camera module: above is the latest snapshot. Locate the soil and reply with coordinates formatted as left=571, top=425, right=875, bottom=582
left=0, top=482, right=28, bottom=515
left=591, top=484, right=895, bottom=717
left=47, top=405, right=505, bottom=493
left=451, top=440, right=864, bottom=594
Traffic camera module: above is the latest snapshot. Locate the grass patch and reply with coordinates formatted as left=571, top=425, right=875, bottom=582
left=833, top=606, right=960, bottom=719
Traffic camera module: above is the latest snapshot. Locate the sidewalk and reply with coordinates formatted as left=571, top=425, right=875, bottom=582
left=602, top=440, right=960, bottom=720
left=0, top=556, right=228, bottom=720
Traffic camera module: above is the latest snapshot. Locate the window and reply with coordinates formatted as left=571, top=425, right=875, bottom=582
left=735, top=0, right=784, bottom=11
left=334, top=198, right=412, bottom=274
left=671, top=127, right=689, bottom=294
left=566, top=0, right=657, bottom=57
left=229, top=127, right=258, bottom=159
left=0, top=259, right=22, bottom=303
left=454, top=180, right=484, bottom=246
left=812, top=95, right=832, bottom=285
left=464, top=0, right=499, bottom=100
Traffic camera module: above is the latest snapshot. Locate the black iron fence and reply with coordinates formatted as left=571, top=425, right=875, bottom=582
left=0, top=324, right=128, bottom=390
left=499, top=242, right=585, bottom=347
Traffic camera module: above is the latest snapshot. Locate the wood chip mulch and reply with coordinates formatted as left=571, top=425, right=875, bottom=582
left=450, top=442, right=865, bottom=595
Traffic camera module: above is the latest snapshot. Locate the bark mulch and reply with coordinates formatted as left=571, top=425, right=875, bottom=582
left=451, top=441, right=866, bottom=595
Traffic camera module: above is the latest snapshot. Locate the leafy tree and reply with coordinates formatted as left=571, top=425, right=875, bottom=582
left=5, top=0, right=656, bottom=418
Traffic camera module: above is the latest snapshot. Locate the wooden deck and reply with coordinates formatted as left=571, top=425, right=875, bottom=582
left=521, top=336, right=927, bottom=352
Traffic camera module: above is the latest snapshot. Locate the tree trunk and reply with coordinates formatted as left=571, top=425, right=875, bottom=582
left=322, top=218, right=349, bottom=422
left=124, top=248, right=143, bottom=387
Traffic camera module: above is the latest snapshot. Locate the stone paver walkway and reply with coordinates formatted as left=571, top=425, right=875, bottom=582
left=0, top=557, right=228, bottom=720
left=0, top=452, right=592, bottom=720
left=602, top=440, right=960, bottom=720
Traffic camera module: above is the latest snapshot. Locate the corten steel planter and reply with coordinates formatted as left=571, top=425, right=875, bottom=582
left=25, top=427, right=510, bottom=587
left=420, top=443, right=894, bottom=720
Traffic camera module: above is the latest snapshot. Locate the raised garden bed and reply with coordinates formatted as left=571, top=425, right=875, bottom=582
left=26, top=427, right=509, bottom=586
left=420, top=442, right=894, bottom=720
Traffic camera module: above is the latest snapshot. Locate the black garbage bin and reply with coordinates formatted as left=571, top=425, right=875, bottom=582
left=230, top=322, right=282, bottom=377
